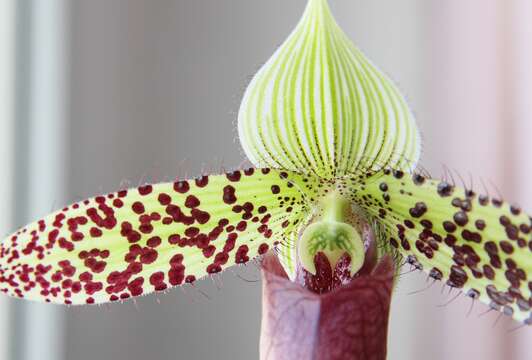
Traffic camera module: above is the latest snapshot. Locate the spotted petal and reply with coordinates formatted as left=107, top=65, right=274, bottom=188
left=0, top=168, right=318, bottom=305
left=346, top=169, right=532, bottom=324
left=238, top=0, right=420, bottom=178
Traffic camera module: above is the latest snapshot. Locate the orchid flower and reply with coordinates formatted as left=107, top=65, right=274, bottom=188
left=1, top=0, right=530, bottom=355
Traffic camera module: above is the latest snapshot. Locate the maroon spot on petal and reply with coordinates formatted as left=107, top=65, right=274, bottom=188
left=71, top=282, right=82, bottom=293
left=437, top=182, right=453, bottom=197
left=475, top=220, right=486, bottom=231
left=150, top=272, right=166, bottom=291
left=195, top=175, right=209, bottom=187
left=453, top=211, right=469, bottom=226
left=71, top=232, right=84, bottom=242
left=236, top=221, right=247, bottom=232
left=140, top=248, right=158, bottom=264
left=147, top=236, right=162, bottom=248
left=168, top=234, right=181, bottom=245
left=207, top=264, right=222, bottom=274
left=170, top=254, right=184, bottom=267
left=84, top=281, right=103, bottom=295
left=203, top=245, right=216, bottom=258
left=448, top=265, right=468, bottom=288
left=226, top=171, right=242, bottom=182
left=139, top=223, right=153, bottom=235
left=191, top=208, right=210, bottom=224
left=138, top=185, right=153, bottom=196
left=214, top=252, right=229, bottom=265
left=128, top=231, right=141, bottom=244
left=413, top=174, right=425, bottom=185
left=393, top=169, right=404, bottom=179
left=235, top=245, right=249, bottom=264
left=168, top=267, right=185, bottom=286
left=92, top=261, right=107, bottom=274
left=258, top=243, right=269, bottom=255
left=79, top=272, right=93, bottom=282
left=127, top=277, right=144, bottom=296
left=132, top=202, right=145, bottom=214
left=173, top=180, right=190, bottom=194
left=128, top=262, right=143, bottom=275
left=195, top=234, right=210, bottom=249
left=223, top=233, right=238, bottom=252
left=500, top=241, right=514, bottom=254
left=185, top=195, right=200, bottom=208
left=244, top=168, right=254, bottom=176
left=409, top=202, right=427, bottom=218
left=89, top=227, right=103, bottom=238
left=223, top=185, right=237, bottom=204
left=158, top=193, right=172, bottom=205
left=185, top=227, right=199, bottom=237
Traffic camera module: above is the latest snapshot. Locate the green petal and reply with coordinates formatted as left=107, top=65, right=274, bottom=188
left=238, top=0, right=420, bottom=178
left=347, top=169, right=532, bottom=324
left=0, top=168, right=316, bottom=305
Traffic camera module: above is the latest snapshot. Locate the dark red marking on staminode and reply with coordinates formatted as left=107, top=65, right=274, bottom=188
left=295, top=253, right=355, bottom=294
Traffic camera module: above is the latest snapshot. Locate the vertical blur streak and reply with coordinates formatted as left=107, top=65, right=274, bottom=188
left=0, top=1, right=15, bottom=359
left=430, top=1, right=506, bottom=359
left=507, top=1, right=532, bottom=358
left=427, top=1, right=532, bottom=359
left=10, top=1, right=69, bottom=360
left=10, top=1, right=32, bottom=359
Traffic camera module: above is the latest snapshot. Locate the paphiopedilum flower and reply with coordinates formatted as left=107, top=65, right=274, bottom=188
left=1, top=0, right=530, bottom=349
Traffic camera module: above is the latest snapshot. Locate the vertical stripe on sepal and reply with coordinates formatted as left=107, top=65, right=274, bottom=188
left=238, top=0, right=420, bottom=179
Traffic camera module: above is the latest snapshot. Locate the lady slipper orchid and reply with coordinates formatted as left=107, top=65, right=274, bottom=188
left=1, top=0, right=531, bottom=357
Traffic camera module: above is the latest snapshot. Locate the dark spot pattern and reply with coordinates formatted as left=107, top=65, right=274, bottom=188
left=345, top=169, right=532, bottom=324
left=0, top=168, right=319, bottom=305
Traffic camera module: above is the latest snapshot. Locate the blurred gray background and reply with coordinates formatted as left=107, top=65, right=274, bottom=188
left=0, top=0, right=530, bottom=359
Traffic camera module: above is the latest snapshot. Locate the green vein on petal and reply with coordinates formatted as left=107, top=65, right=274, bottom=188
left=238, top=0, right=420, bottom=178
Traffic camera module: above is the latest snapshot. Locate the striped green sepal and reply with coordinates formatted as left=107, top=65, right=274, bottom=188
left=238, top=0, right=420, bottom=179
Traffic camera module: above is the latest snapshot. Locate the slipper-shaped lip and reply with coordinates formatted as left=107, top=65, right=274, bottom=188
left=260, top=252, right=394, bottom=360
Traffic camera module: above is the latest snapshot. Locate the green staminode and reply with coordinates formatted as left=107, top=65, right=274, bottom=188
left=299, top=191, right=365, bottom=277
left=238, top=0, right=420, bottom=178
